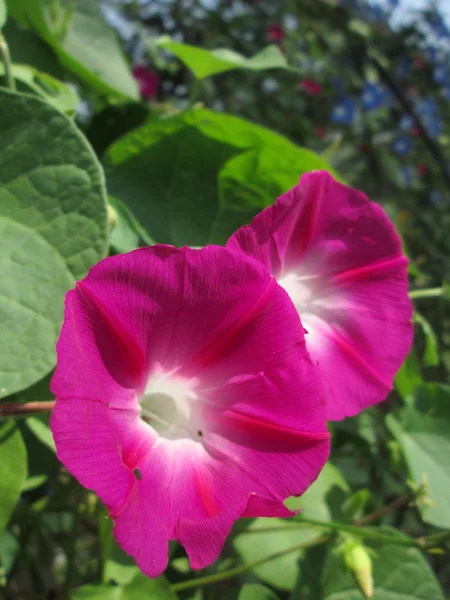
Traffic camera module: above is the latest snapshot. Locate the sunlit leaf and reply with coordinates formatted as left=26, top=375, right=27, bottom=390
left=6, top=0, right=138, bottom=99
left=157, top=36, right=290, bottom=79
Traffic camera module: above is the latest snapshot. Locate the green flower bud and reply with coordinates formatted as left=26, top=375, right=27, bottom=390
left=343, top=541, right=374, bottom=598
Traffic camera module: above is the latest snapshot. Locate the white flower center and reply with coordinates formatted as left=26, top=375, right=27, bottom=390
left=140, top=368, right=201, bottom=441
left=277, top=272, right=314, bottom=312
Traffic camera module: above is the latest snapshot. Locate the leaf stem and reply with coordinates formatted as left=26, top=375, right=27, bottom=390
left=409, top=287, right=444, bottom=300
left=353, top=494, right=412, bottom=526
left=0, top=401, right=55, bottom=418
left=0, top=33, right=15, bottom=91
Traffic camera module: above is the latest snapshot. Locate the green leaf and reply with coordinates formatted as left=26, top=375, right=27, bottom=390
left=105, top=108, right=337, bottom=246
left=395, top=349, right=423, bottom=404
left=73, top=573, right=176, bottom=600
left=0, top=63, right=79, bottom=116
left=413, top=312, right=439, bottom=367
left=21, top=474, right=47, bottom=492
left=26, top=417, right=55, bottom=453
left=239, top=584, right=280, bottom=600
left=102, top=518, right=139, bottom=586
left=0, top=89, right=108, bottom=279
left=156, top=36, right=290, bottom=80
left=0, top=218, right=73, bottom=397
left=0, top=0, right=7, bottom=29
left=386, top=383, right=450, bottom=529
left=0, top=421, right=27, bottom=531
left=287, top=462, right=350, bottom=521
left=0, top=89, right=107, bottom=395
left=321, top=527, right=445, bottom=600
left=233, top=519, right=318, bottom=591
left=0, top=530, right=19, bottom=581
left=6, top=0, right=138, bottom=99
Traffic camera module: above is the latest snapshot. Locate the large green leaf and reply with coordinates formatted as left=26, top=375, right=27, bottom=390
left=321, top=527, right=445, bottom=600
left=0, top=89, right=107, bottom=395
left=387, top=383, right=450, bottom=529
left=233, top=464, right=348, bottom=591
left=72, top=573, right=176, bottom=600
left=105, top=108, right=336, bottom=246
left=157, top=36, right=290, bottom=80
left=0, top=421, right=27, bottom=531
left=6, top=0, right=138, bottom=99
left=233, top=519, right=318, bottom=591
left=0, top=89, right=108, bottom=279
left=0, top=218, right=73, bottom=397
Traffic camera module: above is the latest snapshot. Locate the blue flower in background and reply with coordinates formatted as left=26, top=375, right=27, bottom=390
left=396, top=57, right=411, bottom=80
left=399, top=114, right=414, bottom=131
left=362, top=3, right=386, bottom=23
left=422, top=115, right=442, bottom=139
left=417, top=98, right=438, bottom=117
left=330, top=75, right=345, bottom=92
left=330, top=96, right=356, bottom=125
left=392, top=136, right=413, bottom=156
left=426, top=13, right=450, bottom=40
left=433, top=65, right=448, bottom=85
left=361, top=82, right=391, bottom=110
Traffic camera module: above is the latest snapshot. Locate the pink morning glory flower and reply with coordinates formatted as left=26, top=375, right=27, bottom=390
left=132, top=65, right=160, bottom=99
left=227, top=171, right=413, bottom=420
left=50, top=245, right=330, bottom=577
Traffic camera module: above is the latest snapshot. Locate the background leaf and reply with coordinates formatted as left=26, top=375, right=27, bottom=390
left=387, top=383, right=450, bottom=529
left=239, top=584, right=280, bottom=600
left=105, top=108, right=336, bottom=246
left=321, top=528, right=445, bottom=600
left=0, top=421, right=27, bottom=531
left=72, top=573, right=176, bottom=599
left=157, top=37, right=289, bottom=80
left=6, top=0, right=138, bottom=99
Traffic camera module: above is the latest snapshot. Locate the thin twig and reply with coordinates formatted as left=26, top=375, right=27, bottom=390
left=0, top=401, right=55, bottom=417
left=172, top=534, right=332, bottom=593
left=354, top=494, right=412, bottom=527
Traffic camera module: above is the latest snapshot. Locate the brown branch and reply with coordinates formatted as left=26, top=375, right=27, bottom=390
left=0, top=401, right=55, bottom=417
left=353, top=494, right=412, bottom=527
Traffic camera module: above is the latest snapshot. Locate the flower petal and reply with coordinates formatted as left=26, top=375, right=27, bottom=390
left=51, top=244, right=329, bottom=577
left=50, top=398, right=155, bottom=513
left=228, top=171, right=413, bottom=419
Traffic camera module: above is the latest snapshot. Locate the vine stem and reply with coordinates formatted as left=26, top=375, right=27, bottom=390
left=0, top=33, right=15, bottom=91
left=0, top=401, right=55, bottom=417
left=172, top=493, right=448, bottom=593
left=172, top=534, right=332, bottom=593
left=409, top=287, right=444, bottom=300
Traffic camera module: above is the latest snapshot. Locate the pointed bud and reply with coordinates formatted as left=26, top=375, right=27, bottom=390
left=107, top=203, right=118, bottom=231
left=343, top=542, right=374, bottom=598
